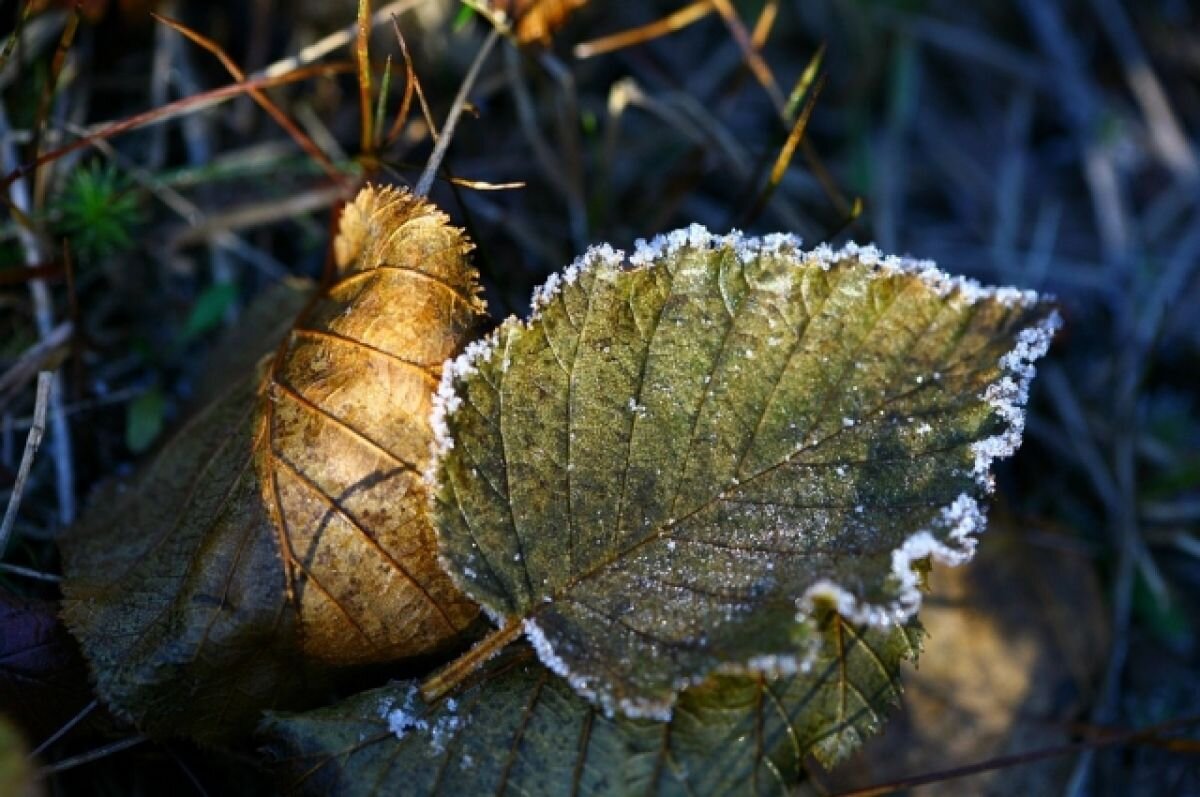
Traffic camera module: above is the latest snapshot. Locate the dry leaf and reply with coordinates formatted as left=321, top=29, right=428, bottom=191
left=492, top=0, right=589, bottom=44
left=61, top=186, right=488, bottom=741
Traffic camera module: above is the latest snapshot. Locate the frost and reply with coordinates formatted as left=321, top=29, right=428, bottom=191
left=970, top=311, right=1062, bottom=490
left=428, top=334, right=501, bottom=482
left=525, top=617, right=675, bottom=721
left=842, top=417, right=856, bottom=428
left=523, top=617, right=571, bottom=681
left=379, top=685, right=427, bottom=740
left=797, top=493, right=987, bottom=627
left=531, top=243, right=624, bottom=313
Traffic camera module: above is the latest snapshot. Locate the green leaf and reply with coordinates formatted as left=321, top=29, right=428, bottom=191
left=429, top=230, right=1058, bottom=718
left=262, top=614, right=921, bottom=796
left=182, top=281, right=240, bottom=344
left=125, top=386, right=165, bottom=453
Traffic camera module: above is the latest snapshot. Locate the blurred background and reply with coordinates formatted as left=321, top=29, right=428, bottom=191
left=0, top=0, right=1197, bottom=793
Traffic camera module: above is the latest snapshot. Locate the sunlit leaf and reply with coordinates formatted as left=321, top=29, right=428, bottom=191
left=61, top=186, right=488, bottom=741
left=262, top=614, right=921, bottom=796
left=429, top=229, right=1058, bottom=718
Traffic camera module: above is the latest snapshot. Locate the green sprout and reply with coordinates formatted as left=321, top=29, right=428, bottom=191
left=54, top=160, right=143, bottom=261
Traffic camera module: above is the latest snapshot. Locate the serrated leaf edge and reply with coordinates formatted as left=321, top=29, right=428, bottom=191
left=425, top=227, right=1059, bottom=718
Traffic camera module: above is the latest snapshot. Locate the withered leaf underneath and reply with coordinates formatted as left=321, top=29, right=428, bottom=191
left=61, top=186, right=487, bottom=742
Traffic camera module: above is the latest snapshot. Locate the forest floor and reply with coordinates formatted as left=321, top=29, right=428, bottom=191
left=1, top=1, right=1198, bottom=794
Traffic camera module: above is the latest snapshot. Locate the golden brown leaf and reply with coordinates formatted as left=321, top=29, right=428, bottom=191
left=266, top=186, right=486, bottom=664
left=61, top=186, right=487, bottom=741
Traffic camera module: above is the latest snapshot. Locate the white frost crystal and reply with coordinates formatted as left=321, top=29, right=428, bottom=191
left=377, top=684, right=468, bottom=755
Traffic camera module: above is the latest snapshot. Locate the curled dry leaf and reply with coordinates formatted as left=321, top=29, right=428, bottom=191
left=261, top=614, right=922, bottom=796
left=61, top=186, right=487, bottom=742
left=428, top=228, right=1058, bottom=719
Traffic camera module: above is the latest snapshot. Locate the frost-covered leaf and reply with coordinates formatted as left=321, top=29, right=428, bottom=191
left=61, top=186, right=487, bottom=742
left=262, top=614, right=921, bottom=796
left=430, top=229, right=1058, bottom=718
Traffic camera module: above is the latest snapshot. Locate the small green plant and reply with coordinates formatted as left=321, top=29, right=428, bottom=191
left=53, top=160, right=143, bottom=262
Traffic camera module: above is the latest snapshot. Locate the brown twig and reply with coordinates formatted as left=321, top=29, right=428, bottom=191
left=830, top=714, right=1200, bottom=797
left=0, top=63, right=353, bottom=193
left=151, top=13, right=345, bottom=183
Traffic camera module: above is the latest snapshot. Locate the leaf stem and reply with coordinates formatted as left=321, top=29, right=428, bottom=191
left=420, top=616, right=524, bottom=702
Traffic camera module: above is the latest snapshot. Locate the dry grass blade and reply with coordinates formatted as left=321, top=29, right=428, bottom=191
left=0, top=321, right=71, bottom=410
left=258, top=0, right=429, bottom=79
left=0, top=372, right=52, bottom=559
left=0, top=1, right=33, bottom=75
left=709, top=0, right=785, bottom=112
left=785, top=43, right=826, bottom=123
left=31, top=2, right=80, bottom=203
left=573, top=1, right=712, bottom=59
left=740, top=74, right=825, bottom=226
left=151, top=14, right=345, bottom=183
left=751, top=0, right=780, bottom=49
left=357, top=0, right=375, bottom=154
left=384, top=31, right=418, bottom=146
left=390, top=18, right=439, bottom=143
left=0, top=63, right=353, bottom=193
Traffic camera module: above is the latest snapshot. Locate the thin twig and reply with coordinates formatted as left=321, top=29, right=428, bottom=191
left=0, top=102, right=75, bottom=527
left=0, top=372, right=52, bottom=558
left=415, top=27, right=503, bottom=197
left=0, top=321, right=72, bottom=411
left=573, top=1, right=712, bottom=59
left=29, top=699, right=98, bottom=759
left=258, top=0, right=431, bottom=79
left=36, top=735, right=148, bottom=777
left=0, top=562, right=61, bottom=582
left=831, top=714, right=1200, bottom=797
